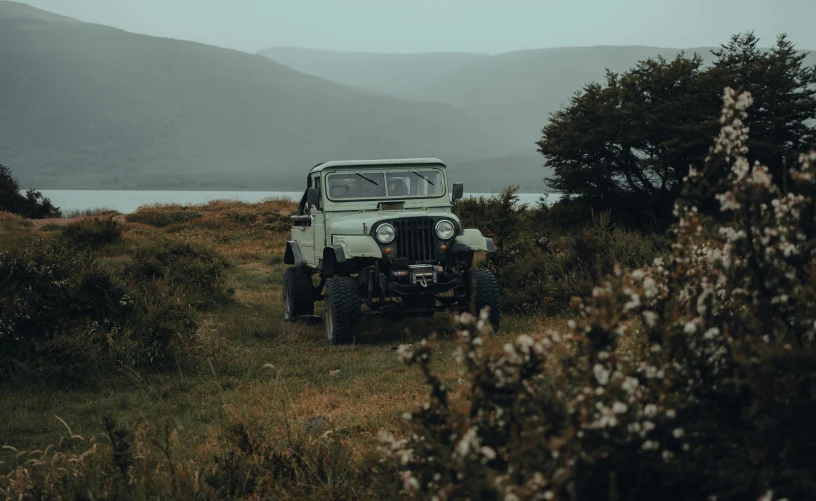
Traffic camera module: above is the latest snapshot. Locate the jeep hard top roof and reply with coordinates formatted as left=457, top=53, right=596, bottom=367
left=309, top=158, right=446, bottom=174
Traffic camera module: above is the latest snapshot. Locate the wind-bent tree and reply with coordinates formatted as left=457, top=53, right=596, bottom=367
left=537, top=32, right=816, bottom=229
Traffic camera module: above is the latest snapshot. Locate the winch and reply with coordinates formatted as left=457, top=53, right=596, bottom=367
left=408, top=264, right=438, bottom=287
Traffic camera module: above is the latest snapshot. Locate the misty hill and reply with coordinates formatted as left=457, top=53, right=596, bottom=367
left=260, top=45, right=816, bottom=155
left=0, top=1, right=511, bottom=190
left=447, top=152, right=553, bottom=195
left=258, top=47, right=488, bottom=96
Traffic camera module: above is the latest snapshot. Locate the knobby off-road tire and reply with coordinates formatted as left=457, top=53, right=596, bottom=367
left=283, top=267, right=314, bottom=321
left=324, top=276, right=361, bottom=344
left=464, top=268, right=501, bottom=331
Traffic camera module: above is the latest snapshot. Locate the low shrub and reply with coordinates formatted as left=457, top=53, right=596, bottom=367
left=123, top=240, right=233, bottom=310
left=126, top=206, right=202, bottom=227
left=455, top=187, right=666, bottom=314
left=380, top=89, right=816, bottom=500
left=0, top=239, right=198, bottom=383
left=60, top=216, right=123, bottom=248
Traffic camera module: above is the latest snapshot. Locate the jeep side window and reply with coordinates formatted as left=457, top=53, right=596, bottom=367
left=312, top=175, right=321, bottom=211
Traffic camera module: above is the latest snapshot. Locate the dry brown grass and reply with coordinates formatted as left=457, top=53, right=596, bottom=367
left=0, top=198, right=577, bottom=497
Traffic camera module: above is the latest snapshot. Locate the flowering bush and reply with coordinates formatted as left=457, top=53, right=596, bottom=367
left=380, top=89, right=816, bottom=501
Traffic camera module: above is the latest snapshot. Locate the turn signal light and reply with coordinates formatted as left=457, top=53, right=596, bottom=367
left=440, top=244, right=448, bottom=251
left=384, top=247, right=393, bottom=255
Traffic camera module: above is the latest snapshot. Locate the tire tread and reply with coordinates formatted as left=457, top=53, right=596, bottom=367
left=325, top=276, right=361, bottom=344
left=284, top=267, right=314, bottom=320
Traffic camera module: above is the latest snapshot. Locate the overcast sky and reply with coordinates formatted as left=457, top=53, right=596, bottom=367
left=19, top=0, right=816, bottom=54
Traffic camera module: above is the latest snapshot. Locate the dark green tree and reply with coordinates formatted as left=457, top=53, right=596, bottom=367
left=709, top=32, right=816, bottom=187
left=537, top=32, right=816, bottom=229
left=538, top=54, right=715, bottom=228
left=0, top=164, right=61, bottom=218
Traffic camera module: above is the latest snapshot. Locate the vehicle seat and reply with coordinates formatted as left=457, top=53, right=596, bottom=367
left=330, top=185, right=350, bottom=198
left=389, top=179, right=409, bottom=196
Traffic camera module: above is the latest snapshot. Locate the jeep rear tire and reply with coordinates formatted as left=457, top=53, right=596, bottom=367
left=464, top=268, right=501, bottom=331
left=324, top=276, right=361, bottom=344
left=283, top=267, right=314, bottom=321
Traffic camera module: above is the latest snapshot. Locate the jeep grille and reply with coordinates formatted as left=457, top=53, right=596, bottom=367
left=394, top=218, right=436, bottom=263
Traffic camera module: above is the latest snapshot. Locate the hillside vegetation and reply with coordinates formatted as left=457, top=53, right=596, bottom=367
left=0, top=1, right=508, bottom=191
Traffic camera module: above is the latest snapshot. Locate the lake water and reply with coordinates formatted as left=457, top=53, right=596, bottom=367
left=34, top=190, right=562, bottom=214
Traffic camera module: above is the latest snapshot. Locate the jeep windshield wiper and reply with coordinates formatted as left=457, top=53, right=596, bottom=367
left=355, top=172, right=379, bottom=186
left=411, top=170, right=434, bottom=185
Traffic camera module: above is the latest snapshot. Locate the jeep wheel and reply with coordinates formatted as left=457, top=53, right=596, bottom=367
left=324, top=276, right=362, bottom=344
left=464, top=268, right=501, bottom=331
left=283, top=267, right=314, bottom=321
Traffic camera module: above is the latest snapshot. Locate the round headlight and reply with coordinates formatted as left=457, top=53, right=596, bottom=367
left=435, top=220, right=455, bottom=240
left=375, top=223, right=396, bottom=244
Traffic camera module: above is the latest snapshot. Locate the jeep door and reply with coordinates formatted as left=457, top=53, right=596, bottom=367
left=310, top=174, right=326, bottom=266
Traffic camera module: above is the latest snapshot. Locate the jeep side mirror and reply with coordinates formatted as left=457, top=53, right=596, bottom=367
left=452, top=182, right=464, bottom=201
left=306, top=187, right=320, bottom=208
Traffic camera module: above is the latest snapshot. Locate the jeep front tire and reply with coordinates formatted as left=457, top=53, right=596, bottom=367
left=464, top=268, right=501, bottom=331
left=283, top=267, right=314, bottom=321
left=324, top=276, right=362, bottom=344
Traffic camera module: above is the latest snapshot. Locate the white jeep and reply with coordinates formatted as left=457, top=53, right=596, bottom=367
left=283, top=158, right=499, bottom=343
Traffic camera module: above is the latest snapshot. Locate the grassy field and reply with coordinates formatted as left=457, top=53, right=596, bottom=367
left=0, top=199, right=569, bottom=480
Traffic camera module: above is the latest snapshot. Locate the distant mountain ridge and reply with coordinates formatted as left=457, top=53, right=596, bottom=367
left=0, top=1, right=511, bottom=191
left=258, top=47, right=490, bottom=96
left=259, top=45, right=815, bottom=154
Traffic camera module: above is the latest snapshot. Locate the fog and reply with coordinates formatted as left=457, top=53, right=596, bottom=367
left=18, top=0, right=816, bottom=54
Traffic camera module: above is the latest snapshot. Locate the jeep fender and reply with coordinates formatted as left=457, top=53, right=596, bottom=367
left=331, top=235, right=382, bottom=258
left=320, top=245, right=347, bottom=277
left=283, top=241, right=304, bottom=265
left=451, top=229, right=495, bottom=254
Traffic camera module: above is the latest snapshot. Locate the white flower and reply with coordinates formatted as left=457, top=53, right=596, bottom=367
left=641, top=440, right=660, bottom=451
left=593, top=364, right=611, bottom=386
left=672, top=428, right=685, bottom=439
left=455, top=427, right=480, bottom=457
left=480, top=446, right=497, bottom=461
left=621, top=377, right=639, bottom=394
left=400, top=471, right=420, bottom=493
left=612, top=402, right=628, bottom=414
left=396, top=344, right=414, bottom=362
left=703, top=328, right=720, bottom=340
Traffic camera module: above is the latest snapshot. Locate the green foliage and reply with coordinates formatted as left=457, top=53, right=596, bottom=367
left=123, top=240, right=233, bottom=310
left=382, top=89, right=816, bottom=501
left=454, top=186, right=665, bottom=314
left=60, top=216, right=123, bottom=248
left=0, top=164, right=60, bottom=218
left=0, top=239, right=197, bottom=383
left=0, top=236, right=233, bottom=384
left=538, top=32, right=816, bottom=230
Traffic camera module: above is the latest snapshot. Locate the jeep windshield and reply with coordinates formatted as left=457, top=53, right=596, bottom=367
left=326, top=168, right=446, bottom=200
